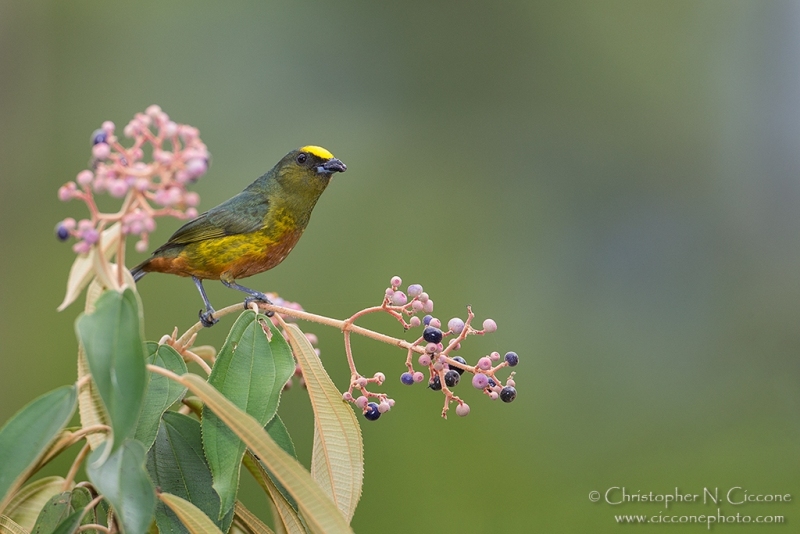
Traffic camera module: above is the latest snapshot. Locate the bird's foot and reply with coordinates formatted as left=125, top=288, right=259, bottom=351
left=244, top=294, right=274, bottom=317
left=199, top=309, right=218, bottom=328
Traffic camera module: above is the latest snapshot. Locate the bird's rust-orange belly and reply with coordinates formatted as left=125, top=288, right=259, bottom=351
left=147, top=227, right=304, bottom=280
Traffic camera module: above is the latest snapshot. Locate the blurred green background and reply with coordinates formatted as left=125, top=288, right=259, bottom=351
left=2, top=1, right=799, bottom=532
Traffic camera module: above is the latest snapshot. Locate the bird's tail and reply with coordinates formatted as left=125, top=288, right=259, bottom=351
left=130, top=260, right=148, bottom=283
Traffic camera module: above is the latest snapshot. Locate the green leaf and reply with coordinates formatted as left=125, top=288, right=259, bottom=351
left=4, top=477, right=65, bottom=531
left=30, top=491, right=71, bottom=534
left=0, top=515, right=28, bottom=534
left=260, top=416, right=298, bottom=511
left=201, top=311, right=294, bottom=518
left=77, top=286, right=110, bottom=452
left=146, top=412, right=231, bottom=534
left=67, top=488, right=95, bottom=530
left=265, top=415, right=296, bottom=460
left=283, top=324, right=363, bottom=522
left=0, top=386, right=77, bottom=513
left=182, top=374, right=353, bottom=534
left=48, top=509, right=83, bottom=534
left=85, top=440, right=155, bottom=534
left=28, top=487, right=96, bottom=534
left=157, top=494, right=223, bottom=534
left=135, top=343, right=188, bottom=450
left=76, top=288, right=147, bottom=452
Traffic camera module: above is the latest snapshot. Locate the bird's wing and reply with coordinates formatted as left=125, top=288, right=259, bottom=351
left=155, top=191, right=267, bottom=250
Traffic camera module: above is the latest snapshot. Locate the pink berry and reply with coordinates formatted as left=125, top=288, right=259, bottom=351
left=472, top=373, right=489, bottom=389
left=76, top=170, right=94, bottom=187
left=489, top=391, right=499, bottom=401
left=390, top=275, right=402, bottom=288
left=58, top=186, right=72, bottom=202
left=430, top=318, right=441, bottom=329
left=413, top=372, right=424, bottom=383
left=455, top=403, right=470, bottom=417
left=184, top=158, right=207, bottom=178
left=184, top=192, right=201, bottom=207
left=507, top=379, right=516, bottom=387
left=385, top=288, right=394, bottom=297
left=82, top=229, right=99, bottom=245
left=373, top=372, right=385, bottom=383
left=407, top=284, right=423, bottom=297
left=355, top=396, right=368, bottom=409
left=482, top=319, right=497, bottom=333
left=357, top=377, right=368, bottom=387
left=61, top=217, right=76, bottom=230
left=423, top=299, right=434, bottom=313
left=92, top=143, right=110, bottom=160
left=72, top=241, right=91, bottom=255
left=162, top=121, right=178, bottom=137
left=490, top=351, right=501, bottom=361
left=378, top=401, right=391, bottom=413
left=342, top=392, right=353, bottom=401
left=135, top=240, right=148, bottom=253
left=391, top=291, right=408, bottom=306
left=448, top=318, right=465, bottom=335
left=418, top=292, right=429, bottom=303
left=108, top=180, right=128, bottom=198
left=305, top=333, right=318, bottom=345
left=412, top=300, right=424, bottom=312
left=146, top=104, right=162, bottom=116
left=101, top=121, right=115, bottom=133
left=409, top=316, right=421, bottom=328
left=418, top=354, right=431, bottom=367
left=477, top=357, right=492, bottom=370
left=425, top=343, right=438, bottom=354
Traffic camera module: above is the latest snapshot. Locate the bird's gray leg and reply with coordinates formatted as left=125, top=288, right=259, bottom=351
left=220, top=278, right=274, bottom=317
left=192, top=276, right=219, bottom=327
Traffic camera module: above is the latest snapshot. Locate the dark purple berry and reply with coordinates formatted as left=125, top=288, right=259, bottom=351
left=55, top=224, right=69, bottom=241
left=364, top=402, right=381, bottom=421
left=428, top=375, right=442, bottom=391
left=488, top=378, right=496, bottom=388
left=422, top=326, right=443, bottom=344
left=504, top=352, right=519, bottom=367
left=400, top=372, right=414, bottom=386
left=500, top=386, right=517, bottom=403
left=91, top=128, right=107, bottom=145
left=444, top=370, right=460, bottom=387
left=423, top=314, right=433, bottom=326
left=450, top=356, right=467, bottom=374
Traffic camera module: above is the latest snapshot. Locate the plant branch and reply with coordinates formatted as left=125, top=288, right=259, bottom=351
left=62, top=442, right=92, bottom=491
left=176, top=301, right=427, bottom=356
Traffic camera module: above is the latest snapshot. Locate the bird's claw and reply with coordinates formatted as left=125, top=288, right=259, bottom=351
left=199, top=309, right=218, bottom=328
left=244, top=295, right=274, bottom=317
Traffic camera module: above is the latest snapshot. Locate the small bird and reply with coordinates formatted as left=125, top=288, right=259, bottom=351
left=131, top=146, right=346, bottom=326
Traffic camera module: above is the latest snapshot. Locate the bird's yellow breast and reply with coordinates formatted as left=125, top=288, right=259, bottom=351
left=160, top=208, right=303, bottom=280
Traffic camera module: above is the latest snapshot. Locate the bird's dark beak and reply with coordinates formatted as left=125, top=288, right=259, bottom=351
left=319, top=158, right=347, bottom=174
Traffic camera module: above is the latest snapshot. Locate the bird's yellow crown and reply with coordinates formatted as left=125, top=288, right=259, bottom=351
left=301, top=145, right=334, bottom=160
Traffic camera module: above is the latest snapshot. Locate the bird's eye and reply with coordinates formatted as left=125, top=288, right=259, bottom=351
left=296, top=153, right=308, bottom=164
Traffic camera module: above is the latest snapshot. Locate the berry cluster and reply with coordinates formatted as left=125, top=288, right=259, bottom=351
left=342, top=276, right=519, bottom=420
left=56, top=106, right=207, bottom=255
